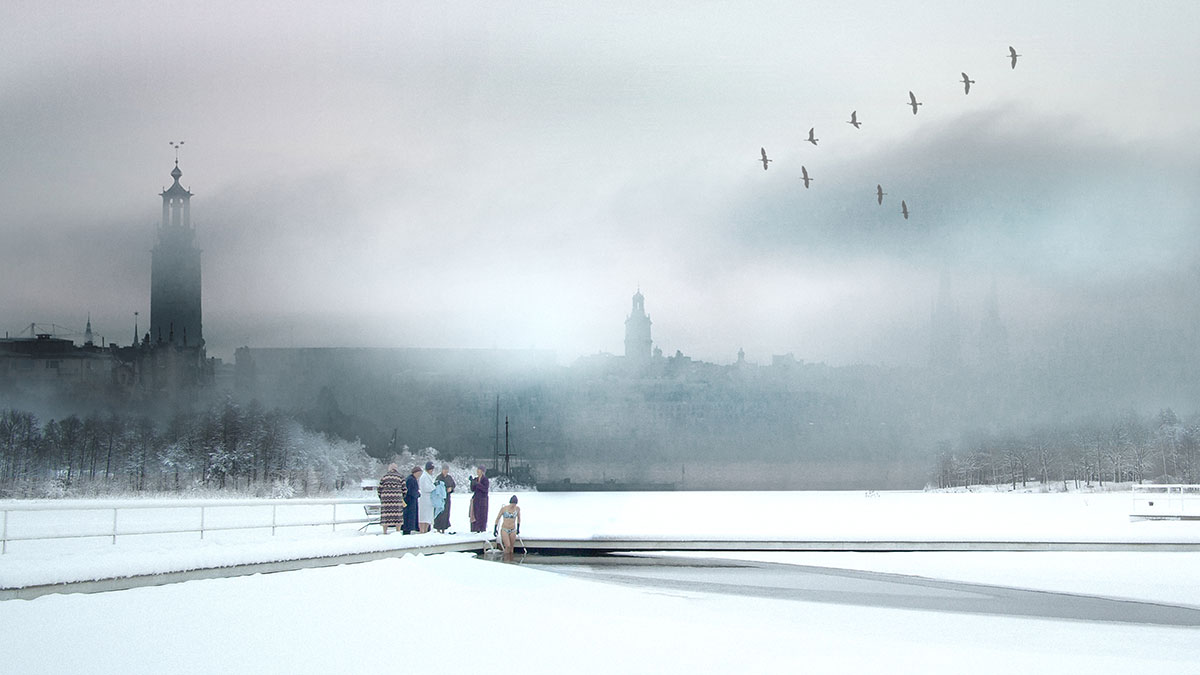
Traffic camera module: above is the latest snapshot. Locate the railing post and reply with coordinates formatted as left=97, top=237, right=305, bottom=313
left=200, top=506, right=206, bottom=540
left=112, top=508, right=118, bottom=545
left=2, top=509, right=8, bottom=554
left=271, top=504, right=277, bottom=536
left=332, top=503, right=337, bottom=532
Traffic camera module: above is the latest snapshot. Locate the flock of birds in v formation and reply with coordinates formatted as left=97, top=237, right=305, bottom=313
left=757, top=46, right=1022, bottom=221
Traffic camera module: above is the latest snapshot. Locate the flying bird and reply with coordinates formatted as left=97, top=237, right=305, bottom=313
left=908, top=91, right=923, bottom=115
left=759, top=147, right=772, bottom=170
left=847, top=111, right=861, bottom=129
left=961, top=72, right=975, bottom=94
left=1008, top=46, right=1021, bottom=69
left=901, top=200, right=910, bottom=219
left=800, top=166, right=813, bottom=189
left=806, top=127, right=819, bottom=146
left=876, top=184, right=887, bottom=205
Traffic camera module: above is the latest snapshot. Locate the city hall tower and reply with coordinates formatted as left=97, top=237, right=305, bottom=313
left=150, top=161, right=203, bottom=347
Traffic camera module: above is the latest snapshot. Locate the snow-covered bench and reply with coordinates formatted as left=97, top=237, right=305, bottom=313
left=358, top=504, right=382, bottom=531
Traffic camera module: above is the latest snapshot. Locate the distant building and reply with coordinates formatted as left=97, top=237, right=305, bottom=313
left=1, top=161, right=213, bottom=405
left=930, top=271, right=961, bottom=372
left=140, top=160, right=211, bottom=396
left=624, top=289, right=652, bottom=363
left=150, top=161, right=203, bottom=349
left=977, top=278, right=1010, bottom=370
left=0, top=332, right=109, bottom=391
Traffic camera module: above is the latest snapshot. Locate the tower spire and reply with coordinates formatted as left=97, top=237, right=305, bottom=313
left=624, top=288, right=652, bottom=363
left=151, top=149, right=203, bottom=351
left=159, top=143, right=193, bottom=230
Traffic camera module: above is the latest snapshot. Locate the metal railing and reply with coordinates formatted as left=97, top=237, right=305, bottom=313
left=0, top=498, right=379, bottom=554
left=1131, top=484, right=1200, bottom=520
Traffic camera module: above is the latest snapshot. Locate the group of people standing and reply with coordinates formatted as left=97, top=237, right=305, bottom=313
left=377, top=462, right=493, bottom=536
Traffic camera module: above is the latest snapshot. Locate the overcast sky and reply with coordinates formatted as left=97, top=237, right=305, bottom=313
left=2, top=1, right=1198, bottom=366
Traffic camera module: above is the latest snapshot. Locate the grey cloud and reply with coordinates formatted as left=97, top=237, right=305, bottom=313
left=725, top=106, right=1199, bottom=271
left=4, top=2, right=1200, bottom=371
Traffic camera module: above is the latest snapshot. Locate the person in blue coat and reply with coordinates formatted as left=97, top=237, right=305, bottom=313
left=403, top=466, right=422, bottom=534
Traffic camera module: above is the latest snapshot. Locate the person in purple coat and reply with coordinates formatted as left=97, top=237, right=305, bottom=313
left=469, top=466, right=489, bottom=533
left=403, top=466, right=422, bottom=534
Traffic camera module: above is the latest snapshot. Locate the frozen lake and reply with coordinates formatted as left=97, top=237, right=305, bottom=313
left=3, top=490, right=1200, bottom=674
left=531, top=554, right=1200, bottom=625
left=3, top=550, right=1199, bottom=675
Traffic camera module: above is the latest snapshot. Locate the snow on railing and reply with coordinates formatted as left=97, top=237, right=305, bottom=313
left=0, top=498, right=379, bottom=554
left=1130, top=484, right=1200, bottom=520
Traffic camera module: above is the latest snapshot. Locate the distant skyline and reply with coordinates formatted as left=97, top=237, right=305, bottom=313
left=2, top=1, right=1198, bottom=367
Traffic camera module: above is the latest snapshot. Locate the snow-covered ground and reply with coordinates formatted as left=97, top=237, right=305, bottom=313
left=2, top=552, right=1198, bottom=675
left=2, top=490, right=1199, bottom=674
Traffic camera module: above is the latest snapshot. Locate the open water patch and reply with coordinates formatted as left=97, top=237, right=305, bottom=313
left=522, top=554, right=1200, bottom=627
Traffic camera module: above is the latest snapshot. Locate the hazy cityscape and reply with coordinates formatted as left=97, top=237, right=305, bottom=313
left=2, top=153, right=1197, bottom=491
left=3, top=0, right=1200, bottom=493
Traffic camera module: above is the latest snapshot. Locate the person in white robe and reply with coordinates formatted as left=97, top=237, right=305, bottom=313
left=417, top=460, right=436, bottom=533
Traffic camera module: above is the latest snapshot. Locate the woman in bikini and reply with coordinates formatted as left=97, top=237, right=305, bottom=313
left=492, top=495, right=522, bottom=562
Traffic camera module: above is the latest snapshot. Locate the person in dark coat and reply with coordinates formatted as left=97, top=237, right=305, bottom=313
left=377, top=463, right=406, bottom=535
left=403, top=466, right=422, bottom=534
left=469, top=465, right=489, bottom=533
left=433, top=464, right=456, bottom=533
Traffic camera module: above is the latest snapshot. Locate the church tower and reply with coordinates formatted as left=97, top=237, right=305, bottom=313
left=150, top=161, right=203, bottom=347
left=929, top=271, right=961, bottom=372
left=624, top=289, right=652, bottom=363
left=977, top=278, right=1010, bottom=370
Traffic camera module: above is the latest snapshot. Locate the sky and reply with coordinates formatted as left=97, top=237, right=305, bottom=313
left=2, top=0, right=1198, bottom=366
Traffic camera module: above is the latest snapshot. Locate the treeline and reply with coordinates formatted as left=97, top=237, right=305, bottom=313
left=933, top=408, right=1200, bottom=489
left=0, top=400, right=376, bottom=498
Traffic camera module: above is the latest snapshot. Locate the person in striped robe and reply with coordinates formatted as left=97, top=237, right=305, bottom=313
left=377, top=464, right=407, bottom=535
